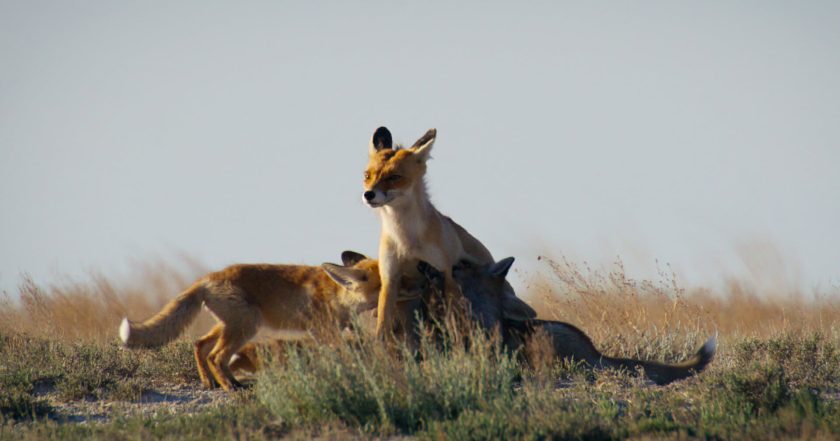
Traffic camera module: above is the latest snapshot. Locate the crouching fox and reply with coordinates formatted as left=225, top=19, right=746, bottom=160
left=417, top=258, right=715, bottom=385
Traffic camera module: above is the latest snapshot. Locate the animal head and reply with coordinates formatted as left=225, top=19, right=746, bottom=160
left=328, top=251, right=445, bottom=313
left=451, top=257, right=535, bottom=328
left=321, top=252, right=381, bottom=311
left=410, top=260, right=449, bottom=317
left=417, top=260, right=446, bottom=297
left=362, top=126, right=436, bottom=208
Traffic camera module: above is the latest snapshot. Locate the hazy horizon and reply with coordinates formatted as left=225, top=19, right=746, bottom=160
left=1, top=1, right=838, bottom=297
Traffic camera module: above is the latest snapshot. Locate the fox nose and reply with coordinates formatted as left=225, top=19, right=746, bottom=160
left=364, top=191, right=376, bottom=201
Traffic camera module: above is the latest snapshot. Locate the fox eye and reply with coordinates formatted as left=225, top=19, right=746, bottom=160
left=363, top=172, right=371, bottom=180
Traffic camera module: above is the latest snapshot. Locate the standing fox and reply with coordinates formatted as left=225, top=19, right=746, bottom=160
left=119, top=251, right=381, bottom=391
left=363, top=126, right=536, bottom=336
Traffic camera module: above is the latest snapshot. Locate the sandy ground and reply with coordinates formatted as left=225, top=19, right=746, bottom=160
left=36, top=382, right=236, bottom=424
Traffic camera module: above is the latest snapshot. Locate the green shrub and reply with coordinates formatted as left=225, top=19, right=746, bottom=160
left=256, top=324, right=519, bottom=434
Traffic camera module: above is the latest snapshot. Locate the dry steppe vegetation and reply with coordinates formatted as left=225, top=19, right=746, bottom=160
left=2, top=255, right=839, bottom=440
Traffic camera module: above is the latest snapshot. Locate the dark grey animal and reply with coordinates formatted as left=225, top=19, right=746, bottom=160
left=414, top=258, right=716, bottom=385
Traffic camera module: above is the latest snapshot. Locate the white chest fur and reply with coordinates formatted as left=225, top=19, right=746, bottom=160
left=380, top=208, right=460, bottom=271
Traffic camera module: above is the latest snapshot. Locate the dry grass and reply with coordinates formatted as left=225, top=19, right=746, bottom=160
left=3, top=255, right=838, bottom=347
left=527, top=256, right=840, bottom=356
left=0, top=258, right=215, bottom=342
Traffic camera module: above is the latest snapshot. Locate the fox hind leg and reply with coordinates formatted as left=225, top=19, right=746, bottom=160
left=194, top=324, right=223, bottom=389
left=206, top=316, right=258, bottom=391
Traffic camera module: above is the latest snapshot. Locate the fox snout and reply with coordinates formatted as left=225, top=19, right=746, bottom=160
left=362, top=189, right=392, bottom=207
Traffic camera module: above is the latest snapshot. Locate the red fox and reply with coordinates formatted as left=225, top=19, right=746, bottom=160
left=363, top=126, right=536, bottom=337
left=446, top=257, right=717, bottom=385
left=229, top=256, right=444, bottom=374
left=119, top=251, right=381, bottom=391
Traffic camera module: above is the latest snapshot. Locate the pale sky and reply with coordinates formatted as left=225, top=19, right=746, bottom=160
left=1, top=1, right=839, bottom=297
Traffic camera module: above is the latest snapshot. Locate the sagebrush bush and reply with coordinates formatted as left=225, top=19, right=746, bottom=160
left=256, top=319, right=519, bottom=433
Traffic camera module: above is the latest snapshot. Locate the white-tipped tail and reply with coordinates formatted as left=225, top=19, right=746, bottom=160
left=119, top=318, right=131, bottom=344
left=703, top=335, right=718, bottom=360
left=119, top=282, right=207, bottom=348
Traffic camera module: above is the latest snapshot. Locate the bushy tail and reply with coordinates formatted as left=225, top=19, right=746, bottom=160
left=119, top=282, right=207, bottom=348
left=600, top=336, right=717, bottom=385
left=533, top=320, right=716, bottom=385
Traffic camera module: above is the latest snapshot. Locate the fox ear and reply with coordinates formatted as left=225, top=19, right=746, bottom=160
left=417, top=260, right=444, bottom=281
left=369, top=126, right=393, bottom=155
left=489, top=257, right=515, bottom=278
left=340, top=250, right=368, bottom=267
left=411, top=128, right=436, bottom=162
left=322, top=263, right=367, bottom=288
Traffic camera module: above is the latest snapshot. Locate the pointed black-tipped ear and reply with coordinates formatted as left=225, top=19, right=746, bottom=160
left=322, top=263, right=366, bottom=288
left=341, top=250, right=368, bottom=267
left=369, top=126, right=393, bottom=154
left=489, top=257, right=515, bottom=278
left=411, top=128, right=436, bottom=161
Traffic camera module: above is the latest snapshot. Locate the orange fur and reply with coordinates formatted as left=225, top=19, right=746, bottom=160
left=120, top=257, right=381, bottom=391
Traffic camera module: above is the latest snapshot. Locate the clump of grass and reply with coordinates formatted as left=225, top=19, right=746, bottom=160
left=731, top=332, right=840, bottom=391
left=255, top=319, right=519, bottom=434
left=418, top=332, right=840, bottom=440
left=52, top=342, right=145, bottom=401
left=0, top=330, right=199, bottom=414
left=251, top=316, right=840, bottom=439
left=0, top=368, right=53, bottom=422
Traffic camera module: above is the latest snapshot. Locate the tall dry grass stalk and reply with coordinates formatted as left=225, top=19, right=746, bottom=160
left=1, top=255, right=837, bottom=349
left=0, top=258, right=215, bottom=342
left=527, top=256, right=840, bottom=361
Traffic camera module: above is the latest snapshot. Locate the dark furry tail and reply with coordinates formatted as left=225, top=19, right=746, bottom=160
left=600, top=336, right=717, bottom=385
left=525, top=320, right=716, bottom=385
left=119, top=282, right=207, bottom=348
